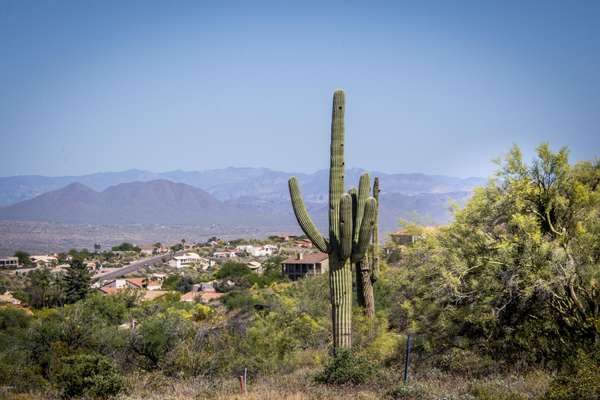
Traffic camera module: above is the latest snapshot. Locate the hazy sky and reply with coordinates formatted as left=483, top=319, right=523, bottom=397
left=1, top=1, right=599, bottom=178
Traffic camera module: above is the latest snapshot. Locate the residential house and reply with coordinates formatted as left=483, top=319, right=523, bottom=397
left=151, top=272, right=167, bottom=281
left=247, top=261, right=263, bottom=274
left=294, top=239, right=314, bottom=248
left=99, top=278, right=145, bottom=294
left=85, top=261, right=100, bottom=271
left=263, top=244, right=278, bottom=254
left=30, top=255, right=58, bottom=267
left=146, top=280, right=162, bottom=291
left=191, top=281, right=216, bottom=293
left=281, top=252, right=329, bottom=280
left=168, top=252, right=210, bottom=269
left=390, top=229, right=418, bottom=246
left=235, top=245, right=278, bottom=257
left=390, top=226, right=437, bottom=246
left=0, top=257, right=19, bottom=269
left=212, top=250, right=237, bottom=259
left=98, top=277, right=165, bottom=299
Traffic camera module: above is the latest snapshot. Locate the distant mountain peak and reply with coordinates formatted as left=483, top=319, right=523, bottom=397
left=61, top=182, right=97, bottom=192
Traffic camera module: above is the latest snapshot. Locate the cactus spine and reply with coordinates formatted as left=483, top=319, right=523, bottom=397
left=288, top=90, right=376, bottom=352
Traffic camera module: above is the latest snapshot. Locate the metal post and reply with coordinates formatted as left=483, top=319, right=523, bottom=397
left=403, top=334, right=412, bottom=384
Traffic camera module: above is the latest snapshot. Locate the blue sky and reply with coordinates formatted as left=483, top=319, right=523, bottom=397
left=1, top=0, right=599, bottom=178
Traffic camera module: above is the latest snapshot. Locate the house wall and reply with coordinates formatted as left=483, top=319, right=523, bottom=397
left=281, top=258, right=329, bottom=280
left=0, top=257, right=19, bottom=268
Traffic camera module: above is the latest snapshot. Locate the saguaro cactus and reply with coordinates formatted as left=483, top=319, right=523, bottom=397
left=371, top=177, right=381, bottom=282
left=355, top=176, right=380, bottom=318
left=288, top=90, right=377, bottom=351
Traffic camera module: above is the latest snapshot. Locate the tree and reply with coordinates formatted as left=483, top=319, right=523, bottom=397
left=391, top=144, right=600, bottom=363
left=65, top=259, right=91, bottom=304
left=111, top=242, right=140, bottom=252
left=23, top=268, right=65, bottom=308
left=14, top=251, right=32, bottom=267
left=170, top=243, right=183, bottom=252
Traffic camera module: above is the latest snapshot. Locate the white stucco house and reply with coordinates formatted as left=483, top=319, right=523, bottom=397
left=169, top=252, right=211, bottom=269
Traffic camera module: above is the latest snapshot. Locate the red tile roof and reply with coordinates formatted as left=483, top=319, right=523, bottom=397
left=181, top=291, right=225, bottom=302
left=282, top=252, right=328, bottom=264
left=126, top=278, right=145, bottom=288
left=199, top=292, right=225, bottom=301
left=98, top=287, right=122, bottom=295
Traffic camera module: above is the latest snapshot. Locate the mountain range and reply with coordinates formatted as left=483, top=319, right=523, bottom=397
left=0, top=167, right=484, bottom=204
left=0, top=168, right=485, bottom=232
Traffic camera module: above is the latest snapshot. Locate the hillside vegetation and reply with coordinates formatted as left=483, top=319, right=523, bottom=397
left=0, top=144, right=598, bottom=399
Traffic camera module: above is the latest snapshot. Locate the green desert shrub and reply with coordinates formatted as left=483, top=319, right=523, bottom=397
left=0, top=351, right=47, bottom=392
left=465, top=381, right=528, bottom=400
left=53, top=353, right=124, bottom=399
left=314, top=349, right=375, bottom=385
left=0, top=306, right=31, bottom=331
left=434, top=348, right=499, bottom=377
left=131, top=310, right=193, bottom=369
left=544, top=350, right=600, bottom=400
left=222, top=290, right=261, bottom=311
left=386, top=384, right=432, bottom=400
left=352, top=312, right=402, bottom=365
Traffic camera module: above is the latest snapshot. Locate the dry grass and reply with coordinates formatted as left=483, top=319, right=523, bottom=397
left=118, top=367, right=552, bottom=400
left=1, top=367, right=552, bottom=400
left=121, top=369, right=383, bottom=400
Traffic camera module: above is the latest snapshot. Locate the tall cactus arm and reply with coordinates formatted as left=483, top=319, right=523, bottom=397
left=339, top=193, right=353, bottom=260
left=329, top=90, right=345, bottom=252
left=371, top=177, right=380, bottom=281
left=352, top=197, right=377, bottom=262
left=289, top=177, right=329, bottom=253
left=354, top=173, right=371, bottom=244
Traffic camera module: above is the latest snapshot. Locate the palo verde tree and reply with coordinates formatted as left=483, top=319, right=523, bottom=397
left=288, top=90, right=378, bottom=351
left=393, top=144, right=600, bottom=363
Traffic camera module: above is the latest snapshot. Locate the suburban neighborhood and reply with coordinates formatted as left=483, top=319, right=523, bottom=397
left=0, top=234, right=369, bottom=311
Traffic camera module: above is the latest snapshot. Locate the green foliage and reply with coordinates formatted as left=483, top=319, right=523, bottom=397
left=161, top=275, right=194, bottom=293
left=387, top=144, right=600, bottom=364
left=131, top=310, right=193, bottom=369
left=23, top=267, right=65, bottom=308
left=215, top=261, right=252, bottom=279
left=64, top=258, right=91, bottom=304
left=53, top=353, right=125, bottom=399
left=170, top=243, right=184, bottom=252
left=314, top=348, right=375, bottom=385
left=222, top=290, right=261, bottom=311
left=352, top=312, right=401, bottom=365
left=465, top=381, right=529, bottom=400
left=68, top=248, right=92, bottom=260
left=544, top=350, right=600, bottom=400
left=434, top=348, right=499, bottom=377
left=14, top=250, right=32, bottom=266
left=111, top=242, right=140, bottom=252
left=387, top=385, right=431, bottom=400
left=215, top=258, right=286, bottom=289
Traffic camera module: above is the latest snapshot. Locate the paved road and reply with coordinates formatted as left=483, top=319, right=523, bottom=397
left=93, top=253, right=174, bottom=281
